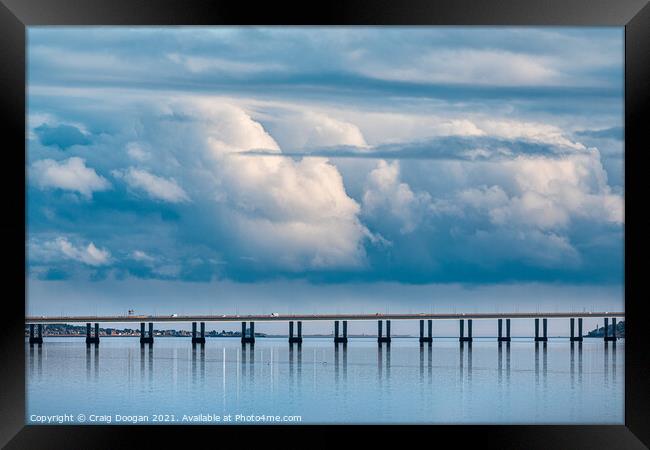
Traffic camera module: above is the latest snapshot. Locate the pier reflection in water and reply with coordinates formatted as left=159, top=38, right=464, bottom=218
left=85, top=345, right=99, bottom=381
left=28, top=344, right=43, bottom=379
left=333, top=343, right=347, bottom=383
left=459, top=342, right=473, bottom=383
left=377, top=343, right=391, bottom=381
left=191, top=344, right=206, bottom=383
left=535, top=342, right=547, bottom=386
left=27, top=337, right=623, bottom=424
left=419, top=345, right=434, bottom=383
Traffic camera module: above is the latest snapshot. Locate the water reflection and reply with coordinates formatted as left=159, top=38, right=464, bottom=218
left=601, top=341, right=618, bottom=386
left=386, top=344, right=391, bottom=381
left=377, top=343, right=390, bottom=381
left=290, top=343, right=302, bottom=383
left=578, top=343, right=583, bottom=384
left=28, top=344, right=43, bottom=379
left=498, top=342, right=511, bottom=385
left=419, top=346, right=424, bottom=379
left=298, top=344, right=303, bottom=384
left=191, top=344, right=205, bottom=382
left=543, top=343, right=548, bottom=391
left=427, top=345, right=432, bottom=382
left=377, top=344, right=382, bottom=383
left=139, top=344, right=153, bottom=383
left=334, top=343, right=339, bottom=385
left=334, top=343, right=346, bottom=383
left=240, top=344, right=254, bottom=382
left=569, top=342, right=584, bottom=389
left=534, top=342, right=548, bottom=388
left=148, top=345, right=154, bottom=384
left=419, top=345, right=433, bottom=384
left=84, top=345, right=99, bottom=381
left=459, top=342, right=472, bottom=382
left=604, top=342, right=609, bottom=387
left=249, top=345, right=255, bottom=384
left=26, top=338, right=626, bottom=424
left=140, top=346, right=145, bottom=378
left=570, top=342, right=575, bottom=387
left=611, top=342, right=617, bottom=385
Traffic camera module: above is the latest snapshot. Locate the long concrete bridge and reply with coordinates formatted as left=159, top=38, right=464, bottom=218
left=25, top=311, right=624, bottom=346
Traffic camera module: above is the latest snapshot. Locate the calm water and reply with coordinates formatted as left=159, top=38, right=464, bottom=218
left=26, top=337, right=623, bottom=424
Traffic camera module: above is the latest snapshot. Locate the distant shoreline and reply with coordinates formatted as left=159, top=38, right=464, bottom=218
left=25, top=335, right=617, bottom=339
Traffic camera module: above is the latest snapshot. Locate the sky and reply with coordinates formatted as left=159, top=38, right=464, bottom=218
left=26, top=27, right=624, bottom=334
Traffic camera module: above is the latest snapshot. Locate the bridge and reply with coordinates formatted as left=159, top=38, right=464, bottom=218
left=25, top=311, right=624, bottom=346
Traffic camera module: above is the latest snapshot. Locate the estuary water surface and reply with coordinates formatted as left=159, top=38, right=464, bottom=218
left=26, top=337, right=623, bottom=424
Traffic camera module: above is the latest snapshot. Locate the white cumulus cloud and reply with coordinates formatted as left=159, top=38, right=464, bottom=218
left=31, top=157, right=110, bottom=199
left=186, top=99, right=369, bottom=270
left=362, top=160, right=431, bottom=234
left=457, top=153, right=624, bottom=230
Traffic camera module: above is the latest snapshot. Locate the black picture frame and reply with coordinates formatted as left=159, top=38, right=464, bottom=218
left=1, top=0, right=648, bottom=448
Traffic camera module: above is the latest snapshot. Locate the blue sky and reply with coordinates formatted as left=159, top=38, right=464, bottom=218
left=26, top=27, right=624, bottom=329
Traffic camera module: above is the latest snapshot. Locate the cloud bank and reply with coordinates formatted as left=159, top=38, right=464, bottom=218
left=25, top=27, right=624, bottom=289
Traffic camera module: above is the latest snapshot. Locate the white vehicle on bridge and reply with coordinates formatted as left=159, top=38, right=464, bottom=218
left=270, top=313, right=279, bottom=317
left=171, top=314, right=178, bottom=318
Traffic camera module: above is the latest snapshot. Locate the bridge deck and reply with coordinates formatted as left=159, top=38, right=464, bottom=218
left=25, top=312, right=624, bottom=324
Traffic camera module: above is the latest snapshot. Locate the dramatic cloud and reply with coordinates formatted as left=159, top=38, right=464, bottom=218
left=30, top=157, right=110, bottom=199
left=189, top=100, right=369, bottom=270
left=25, top=27, right=624, bottom=288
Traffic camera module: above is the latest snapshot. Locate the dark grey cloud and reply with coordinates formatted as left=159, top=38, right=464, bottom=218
left=35, top=123, right=91, bottom=149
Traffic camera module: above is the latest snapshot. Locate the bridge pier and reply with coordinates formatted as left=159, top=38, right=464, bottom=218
left=29, top=324, right=43, bottom=346
left=570, top=318, right=583, bottom=342
left=377, top=320, right=391, bottom=344
left=241, top=321, right=255, bottom=344
left=419, top=319, right=433, bottom=344
left=535, top=318, right=548, bottom=342
left=459, top=319, right=472, bottom=342
left=140, top=322, right=154, bottom=345
left=498, top=319, right=511, bottom=342
left=334, top=320, right=348, bottom=344
left=578, top=318, right=583, bottom=341
left=289, top=321, right=303, bottom=344
left=85, top=322, right=100, bottom=345
left=604, top=317, right=617, bottom=342
left=544, top=318, right=548, bottom=342
left=192, top=322, right=206, bottom=345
